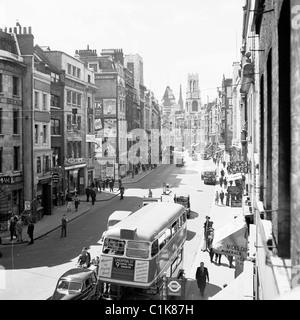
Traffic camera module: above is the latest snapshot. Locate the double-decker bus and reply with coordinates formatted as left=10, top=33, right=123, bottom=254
left=98, top=202, right=187, bottom=300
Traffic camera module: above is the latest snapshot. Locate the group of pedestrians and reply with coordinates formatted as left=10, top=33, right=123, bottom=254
left=8, top=213, right=34, bottom=245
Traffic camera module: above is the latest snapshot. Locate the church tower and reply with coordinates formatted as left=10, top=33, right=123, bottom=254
left=178, top=84, right=184, bottom=110
left=185, top=74, right=201, bottom=113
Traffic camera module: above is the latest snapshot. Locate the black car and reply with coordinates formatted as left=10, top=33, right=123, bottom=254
left=51, top=267, right=100, bottom=300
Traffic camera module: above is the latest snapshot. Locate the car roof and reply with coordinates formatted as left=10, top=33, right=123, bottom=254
left=175, top=193, right=189, bottom=197
left=59, top=268, right=95, bottom=281
left=108, top=210, right=132, bottom=221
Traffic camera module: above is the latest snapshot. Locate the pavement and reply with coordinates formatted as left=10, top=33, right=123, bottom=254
left=0, top=165, right=160, bottom=246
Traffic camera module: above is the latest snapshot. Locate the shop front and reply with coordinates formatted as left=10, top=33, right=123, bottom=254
left=0, top=174, right=23, bottom=231
left=36, top=176, right=52, bottom=216
left=65, top=158, right=86, bottom=196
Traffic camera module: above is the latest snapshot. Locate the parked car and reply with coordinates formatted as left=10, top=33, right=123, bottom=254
left=174, top=193, right=191, bottom=218
left=51, top=267, right=100, bottom=300
left=202, top=166, right=217, bottom=185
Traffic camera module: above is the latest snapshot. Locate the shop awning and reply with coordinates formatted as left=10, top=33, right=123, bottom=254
left=210, top=261, right=254, bottom=300
left=212, top=214, right=248, bottom=260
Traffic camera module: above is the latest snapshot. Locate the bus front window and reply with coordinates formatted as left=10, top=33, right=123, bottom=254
left=103, top=238, right=125, bottom=255
left=126, top=241, right=150, bottom=259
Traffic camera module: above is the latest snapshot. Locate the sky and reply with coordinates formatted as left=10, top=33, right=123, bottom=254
left=1, top=0, right=244, bottom=102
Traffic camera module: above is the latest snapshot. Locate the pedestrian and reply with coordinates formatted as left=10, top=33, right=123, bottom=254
left=219, top=190, right=225, bottom=205
left=148, top=188, right=153, bottom=197
left=15, top=217, right=23, bottom=242
left=228, top=255, right=234, bottom=268
left=206, top=226, right=214, bottom=249
left=91, top=188, right=96, bottom=205
left=106, top=178, right=109, bottom=188
left=203, top=216, right=213, bottom=251
left=98, top=179, right=102, bottom=193
left=210, top=248, right=222, bottom=264
left=109, top=179, right=114, bottom=192
left=215, top=190, right=219, bottom=205
left=74, top=194, right=80, bottom=211
left=60, top=214, right=67, bottom=237
left=195, top=262, right=209, bottom=298
left=219, top=176, right=223, bottom=188
left=102, top=179, right=106, bottom=191
left=223, top=177, right=228, bottom=189
left=66, top=193, right=72, bottom=211
left=85, top=187, right=90, bottom=202
left=225, top=190, right=230, bottom=206
left=27, top=220, right=34, bottom=245
left=119, top=186, right=125, bottom=200
left=9, top=214, right=17, bottom=241
left=77, top=247, right=91, bottom=268
left=220, top=168, right=225, bottom=177
left=118, top=177, right=122, bottom=190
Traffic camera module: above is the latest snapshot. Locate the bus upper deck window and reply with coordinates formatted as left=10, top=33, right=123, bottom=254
left=126, top=241, right=150, bottom=259
left=151, top=240, right=159, bottom=257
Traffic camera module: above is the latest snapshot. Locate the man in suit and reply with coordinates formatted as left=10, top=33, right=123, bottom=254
left=195, top=262, right=210, bottom=298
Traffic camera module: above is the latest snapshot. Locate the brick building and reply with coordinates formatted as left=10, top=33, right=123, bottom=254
left=243, top=0, right=299, bottom=299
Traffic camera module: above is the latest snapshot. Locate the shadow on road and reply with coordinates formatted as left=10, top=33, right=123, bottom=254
left=188, top=210, right=199, bottom=219
left=185, top=279, right=222, bottom=300
left=186, top=230, right=196, bottom=241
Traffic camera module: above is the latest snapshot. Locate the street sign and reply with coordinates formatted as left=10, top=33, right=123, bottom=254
left=167, top=278, right=182, bottom=296
left=24, top=201, right=31, bottom=210
left=52, top=173, right=59, bottom=183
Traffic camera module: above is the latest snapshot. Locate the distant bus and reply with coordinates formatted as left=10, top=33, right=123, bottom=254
left=98, top=202, right=187, bottom=300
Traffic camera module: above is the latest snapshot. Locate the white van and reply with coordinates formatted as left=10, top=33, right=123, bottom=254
left=106, top=210, right=133, bottom=229
left=100, top=210, right=132, bottom=244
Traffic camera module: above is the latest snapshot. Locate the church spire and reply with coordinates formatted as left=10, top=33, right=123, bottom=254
left=178, top=84, right=183, bottom=109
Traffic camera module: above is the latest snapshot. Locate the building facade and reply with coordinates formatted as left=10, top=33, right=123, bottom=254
left=0, top=28, right=25, bottom=228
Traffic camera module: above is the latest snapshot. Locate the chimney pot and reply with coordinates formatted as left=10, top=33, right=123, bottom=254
left=9, top=27, right=12, bottom=33
left=87, top=44, right=89, bottom=50
left=29, top=26, right=32, bottom=34
left=23, top=27, right=27, bottom=34
left=4, top=27, right=7, bottom=32
left=14, top=27, right=17, bottom=33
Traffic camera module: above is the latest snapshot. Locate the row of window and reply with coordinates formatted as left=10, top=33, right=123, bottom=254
left=35, top=91, right=49, bottom=111
left=34, top=124, right=49, bottom=144
left=66, top=90, right=82, bottom=107
left=0, top=108, right=20, bottom=134
left=0, top=146, right=20, bottom=172
left=36, top=155, right=51, bottom=174
left=66, top=141, right=93, bottom=159
left=67, top=63, right=81, bottom=79
left=0, top=73, right=19, bottom=96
